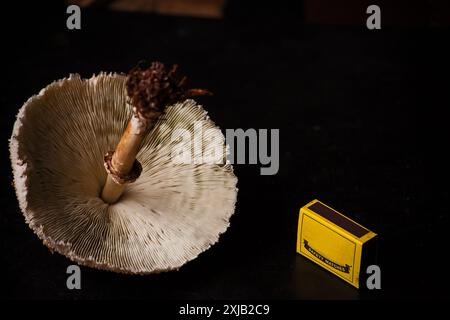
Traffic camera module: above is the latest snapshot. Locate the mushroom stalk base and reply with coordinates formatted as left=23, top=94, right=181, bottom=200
left=101, top=175, right=126, bottom=204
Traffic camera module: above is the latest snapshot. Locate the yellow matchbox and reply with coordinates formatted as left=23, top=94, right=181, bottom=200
left=297, top=200, right=377, bottom=288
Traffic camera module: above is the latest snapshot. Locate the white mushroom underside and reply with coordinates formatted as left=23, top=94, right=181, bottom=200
left=10, top=73, right=238, bottom=274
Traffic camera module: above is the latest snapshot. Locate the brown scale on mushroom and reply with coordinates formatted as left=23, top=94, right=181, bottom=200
left=126, top=61, right=212, bottom=123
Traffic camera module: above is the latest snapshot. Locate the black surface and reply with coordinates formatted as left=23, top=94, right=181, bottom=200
left=1, top=3, right=450, bottom=300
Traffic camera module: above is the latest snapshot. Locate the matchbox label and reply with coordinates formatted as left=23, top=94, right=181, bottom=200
left=303, top=240, right=351, bottom=274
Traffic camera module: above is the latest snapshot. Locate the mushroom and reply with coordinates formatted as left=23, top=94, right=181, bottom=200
left=9, top=63, right=238, bottom=274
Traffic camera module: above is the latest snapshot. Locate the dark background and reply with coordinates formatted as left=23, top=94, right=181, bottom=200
left=1, top=1, right=449, bottom=300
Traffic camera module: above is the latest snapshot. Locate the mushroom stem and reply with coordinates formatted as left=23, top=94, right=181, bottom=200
left=111, top=119, right=145, bottom=174
left=100, top=61, right=211, bottom=204
left=101, top=175, right=125, bottom=204
left=101, top=117, right=146, bottom=203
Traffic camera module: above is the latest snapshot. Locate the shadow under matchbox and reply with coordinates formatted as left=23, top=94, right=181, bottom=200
left=297, top=200, right=377, bottom=288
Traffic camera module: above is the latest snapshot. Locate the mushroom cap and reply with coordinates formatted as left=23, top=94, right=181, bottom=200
left=10, top=73, right=238, bottom=274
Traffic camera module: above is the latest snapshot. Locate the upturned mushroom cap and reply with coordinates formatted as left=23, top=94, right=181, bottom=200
left=9, top=73, right=237, bottom=274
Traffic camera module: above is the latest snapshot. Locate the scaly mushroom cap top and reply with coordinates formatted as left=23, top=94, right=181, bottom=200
left=10, top=73, right=237, bottom=274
